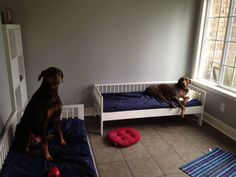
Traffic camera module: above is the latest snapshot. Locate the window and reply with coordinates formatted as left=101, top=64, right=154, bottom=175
left=196, top=0, right=236, bottom=92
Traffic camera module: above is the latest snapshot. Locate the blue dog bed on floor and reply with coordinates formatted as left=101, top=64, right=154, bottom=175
left=0, top=118, right=97, bottom=177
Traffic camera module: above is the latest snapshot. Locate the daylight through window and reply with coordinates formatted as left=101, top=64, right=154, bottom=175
left=197, top=0, right=236, bottom=92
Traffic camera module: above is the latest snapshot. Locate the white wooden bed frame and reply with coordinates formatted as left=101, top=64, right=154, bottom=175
left=94, top=81, right=206, bottom=135
left=0, top=104, right=98, bottom=176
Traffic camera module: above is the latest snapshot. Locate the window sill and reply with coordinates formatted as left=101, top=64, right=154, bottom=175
left=192, top=79, right=236, bottom=102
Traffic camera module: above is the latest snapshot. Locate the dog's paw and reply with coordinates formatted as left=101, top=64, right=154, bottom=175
left=60, top=138, right=67, bottom=146
left=45, top=153, right=54, bottom=161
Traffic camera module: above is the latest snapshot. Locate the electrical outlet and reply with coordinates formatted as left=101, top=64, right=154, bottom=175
left=220, top=102, right=225, bottom=112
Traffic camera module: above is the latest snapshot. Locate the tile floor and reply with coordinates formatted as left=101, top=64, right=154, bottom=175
left=85, top=115, right=236, bottom=177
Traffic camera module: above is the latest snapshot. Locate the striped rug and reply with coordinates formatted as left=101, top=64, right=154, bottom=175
left=180, top=148, right=236, bottom=177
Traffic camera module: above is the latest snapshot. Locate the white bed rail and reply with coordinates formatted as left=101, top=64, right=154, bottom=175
left=189, top=85, right=206, bottom=107
left=93, top=81, right=176, bottom=118
left=60, top=104, right=84, bottom=120
left=95, top=81, right=176, bottom=94
left=0, top=104, right=84, bottom=171
left=0, top=111, right=17, bottom=171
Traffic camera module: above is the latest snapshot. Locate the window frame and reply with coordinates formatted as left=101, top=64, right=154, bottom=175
left=194, top=0, right=236, bottom=96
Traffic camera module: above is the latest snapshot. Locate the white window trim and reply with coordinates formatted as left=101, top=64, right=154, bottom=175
left=192, top=0, right=208, bottom=79
left=192, top=0, right=236, bottom=101
left=192, top=79, right=236, bottom=101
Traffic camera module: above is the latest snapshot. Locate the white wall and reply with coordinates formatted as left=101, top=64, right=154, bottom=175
left=1, top=0, right=199, bottom=106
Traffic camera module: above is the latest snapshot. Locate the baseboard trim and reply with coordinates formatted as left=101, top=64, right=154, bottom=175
left=203, top=112, right=236, bottom=141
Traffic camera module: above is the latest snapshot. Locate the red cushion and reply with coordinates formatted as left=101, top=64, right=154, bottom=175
left=107, top=127, right=140, bottom=147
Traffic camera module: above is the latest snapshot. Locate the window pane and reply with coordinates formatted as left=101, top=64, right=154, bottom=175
left=220, top=0, right=230, bottom=16
left=199, top=61, right=221, bottom=83
left=202, top=40, right=216, bottom=61
left=212, top=63, right=221, bottom=83
left=225, top=42, right=236, bottom=66
left=223, top=66, right=234, bottom=86
left=207, top=18, right=219, bottom=39
left=217, top=18, right=228, bottom=40
left=229, top=17, right=236, bottom=41
left=199, top=61, right=212, bottom=80
left=209, top=0, right=221, bottom=17
left=214, top=41, right=224, bottom=63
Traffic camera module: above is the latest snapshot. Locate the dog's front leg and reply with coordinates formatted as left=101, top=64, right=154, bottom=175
left=42, top=144, right=53, bottom=160
left=55, top=119, right=67, bottom=146
left=40, top=129, right=53, bottom=160
left=174, top=97, right=185, bottom=118
left=58, top=130, right=66, bottom=146
left=180, top=105, right=185, bottom=118
left=179, top=102, right=185, bottom=118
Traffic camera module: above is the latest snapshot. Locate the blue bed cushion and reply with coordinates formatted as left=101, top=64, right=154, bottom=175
left=0, top=119, right=97, bottom=177
left=103, top=92, right=202, bottom=112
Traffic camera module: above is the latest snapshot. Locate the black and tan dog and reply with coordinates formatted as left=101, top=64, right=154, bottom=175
left=13, top=67, right=66, bottom=160
left=144, top=77, right=191, bottom=118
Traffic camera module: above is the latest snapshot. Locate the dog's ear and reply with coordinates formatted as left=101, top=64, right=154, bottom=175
left=177, top=77, right=185, bottom=88
left=38, top=70, right=46, bottom=81
left=59, top=69, right=64, bottom=82
left=188, top=78, right=191, bottom=84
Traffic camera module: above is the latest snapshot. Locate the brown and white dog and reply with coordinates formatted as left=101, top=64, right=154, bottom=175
left=13, top=67, right=66, bottom=160
left=144, top=77, right=191, bottom=118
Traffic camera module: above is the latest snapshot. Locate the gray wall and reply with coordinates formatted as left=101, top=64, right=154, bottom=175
left=1, top=0, right=199, bottom=107
left=194, top=82, right=236, bottom=129
left=13, top=0, right=236, bottom=134
left=1, top=0, right=236, bottom=135
left=205, top=91, right=235, bottom=126
left=0, top=15, right=13, bottom=133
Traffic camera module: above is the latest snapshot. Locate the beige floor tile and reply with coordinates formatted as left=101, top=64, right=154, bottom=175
left=98, top=161, right=133, bottom=177
left=127, top=157, right=164, bottom=177
left=93, top=146, right=124, bottom=164
left=136, top=127, right=164, bottom=143
left=120, top=142, right=150, bottom=160
left=153, top=153, right=185, bottom=176
left=89, top=133, right=111, bottom=148
left=191, top=134, right=218, bottom=145
left=166, top=172, right=189, bottom=177
left=106, top=119, right=133, bottom=129
left=143, top=139, right=176, bottom=157
left=197, top=144, right=222, bottom=154
left=219, top=144, right=236, bottom=153
left=166, top=137, right=199, bottom=154
left=178, top=149, right=203, bottom=163
left=154, top=126, right=185, bottom=142
left=86, top=116, right=236, bottom=177
left=130, top=118, right=157, bottom=128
